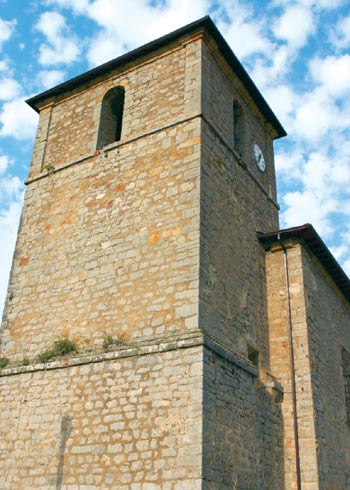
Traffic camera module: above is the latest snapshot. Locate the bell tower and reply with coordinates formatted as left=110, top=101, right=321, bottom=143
left=0, top=17, right=287, bottom=489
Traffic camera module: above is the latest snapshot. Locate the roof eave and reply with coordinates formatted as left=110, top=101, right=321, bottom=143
left=26, top=16, right=286, bottom=138
left=258, top=224, right=350, bottom=303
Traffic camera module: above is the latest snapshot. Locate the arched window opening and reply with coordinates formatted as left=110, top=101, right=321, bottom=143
left=97, top=86, right=125, bottom=149
left=233, top=100, right=247, bottom=158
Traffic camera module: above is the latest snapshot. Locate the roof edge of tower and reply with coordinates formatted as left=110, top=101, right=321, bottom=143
left=258, top=223, right=350, bottom=303
left=26, top=15, right=286, bottom=138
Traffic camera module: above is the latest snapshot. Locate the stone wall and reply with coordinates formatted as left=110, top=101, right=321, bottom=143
left=265, top=242, right=318, bottom=489
left=28, top=38, right=202, bottom=180
left=202, top=341, right=284, bottom=489
left=4, top=21, right=346, bottom=490
left=302, top=246, right=350, bottom=489
left=199, top=42, right=280, bottom=365
left=265, top=240, right=350, bottom=489
left=1, top=36, right=202, bottom=362
left=200, top=41, right=278, bottom=203
left=0, top=343, right=203, bottom=490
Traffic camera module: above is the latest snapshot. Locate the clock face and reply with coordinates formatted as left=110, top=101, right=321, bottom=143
left=253, top=143, right=266, bottom=172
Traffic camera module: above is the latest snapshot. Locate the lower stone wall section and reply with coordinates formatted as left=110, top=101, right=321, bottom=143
left=0, top=346, right=203, bottom=490
left=202, top=345, right=284, bottom=489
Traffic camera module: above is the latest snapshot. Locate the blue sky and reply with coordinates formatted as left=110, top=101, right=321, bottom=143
left=0, top=0, right=349, bottom=315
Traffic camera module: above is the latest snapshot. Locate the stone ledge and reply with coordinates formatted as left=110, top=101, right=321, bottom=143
left=26, top=112, right=280, bottom=216
left=262, top=379, right=283, bottom=393
left=24, top=113, right=202, bottom=185
left=0, top=331, right=264, bottom=379
left=0, top=331, right=204, bottom=378
left=202, top=335, right=259, bottom=377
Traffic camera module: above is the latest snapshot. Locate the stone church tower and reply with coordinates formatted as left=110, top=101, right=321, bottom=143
left=1, top=16, right=350, bottom=489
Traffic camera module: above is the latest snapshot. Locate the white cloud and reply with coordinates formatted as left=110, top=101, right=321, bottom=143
left=221, top=18, right=272, bottom=59
left=0, top=77, right=21, bottom=101
left=271, top=0, right=343, bottom=10
left=0, top=197, right=23, bottom=318
left=0, top=60, right=7, bottom=71
left=40, top=0, right=274, bottom=66
left=267, top=49, right=350, bottom=148
left=275, top=149, right=304, bottom=182
left=330, top=225, right=350, bottom=276
left=279, top=140, right=350, bottom=248
left=332, top=244, right=348, bottom=263
left=87, top=0, right=143, bottom=33
left=0, top=18, right=16, bottom=50
left=0, top=174, right=23, bottom=204
left=260, top=82, right=299, bottom=127
left=214, top=1, right=273, bottom=60
left=0, top=155, right=24, bottom=316
left=291, top=88, right=347, bottom=142
left=85, top=0, right=209, bottom=66
left=308, top=0, right=344, bottom=9
left=45, top=0, right=90, bottom=12
left=272, top=5, right=315, bottom=49
left=341, top=257, right=350, bottom=277
left=310, top=54, right=350, bottom=97
left=36, top=10, right=66, bottom=39
left=39, top=42, right=80, bottom=66
left=250, top=44, right=302, bottom=98
left=37, top=69, right=66, bottom=90
left=86, top=34, right=124, bottom=67
left=0, top=154, right=10, bottom=174
left=0, top=98, right=39, bottom=140
left=148, top=0, right=210, bottom=38
left=268, top=45, right=291, bottom=79
left=281, top=189, right=337, bottom=238
left=35, top=11, right=81, bottom=65
left=86, top=0, right=207, bottom=35
left=301, top=150, right=349, bottom=201
left=329, top=16, right=350, bottom=51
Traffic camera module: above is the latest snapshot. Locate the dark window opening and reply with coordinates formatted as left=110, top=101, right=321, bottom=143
left=97, top=86, right=125, bottom=149
left=341, top=347, right=350, bottom=427
left=233, top=100, right=247, bottom=158
left=248, top=345, right=259, bottom=368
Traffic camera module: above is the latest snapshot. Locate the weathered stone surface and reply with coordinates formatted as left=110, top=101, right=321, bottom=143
left=265, top=242, right=350, bottom=489
left=1, top=60, right=202, bottom=361
left=1, top=17, right=349, bottom=490
left=0, top=347, right=203, bottom=490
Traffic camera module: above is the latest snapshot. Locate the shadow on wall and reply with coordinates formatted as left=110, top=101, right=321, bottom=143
left=56, top=415, right=72, bottom=490
left=202, top=349, right=285, bottom=489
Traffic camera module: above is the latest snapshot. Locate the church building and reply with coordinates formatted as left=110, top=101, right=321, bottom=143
left=1, top=16, right=349, bottom=489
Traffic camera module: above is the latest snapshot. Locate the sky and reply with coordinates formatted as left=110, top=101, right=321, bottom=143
left=0, top=0, right=349, bottom=316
